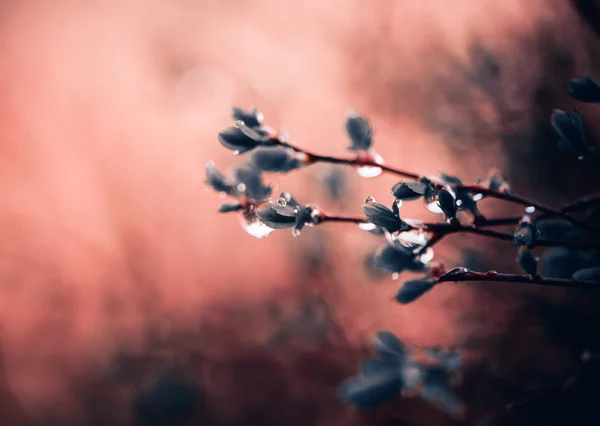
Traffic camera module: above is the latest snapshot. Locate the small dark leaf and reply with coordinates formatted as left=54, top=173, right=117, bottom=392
left=517, top=248, right=538, bottom=275
left=231, top=164, right=271, bottom=200
left=294, top=205, right=314, bottom=236
left=437, top=189, right=457, bottom=218
left=255, top=202, right=296, bottom=229
left=363, top=202, right=404, bottom=232
left=551, top=109, right=595, bottom=159
left=419, top=383, right=465, bottom=418
left=391, top=181, right=430, bottom=200
left=373, top=245, right=415, bottom=273
left=345, top=110, right=373, bottom=151
left=440, top=173, right=463, bottom=186
left=231, top=106, right=263, bottom=128
left=372, top=331, right=407, bottom=359
left=361, top=358, right=402, bottom=376
left=568, top=76, right=600, bottom=103
left=205, top=163, right=234, bottom=194
left=487, top=170, right=510, bottom=192
left=218, top=203, right=243, bottom=213
left=513, top=222, right=537, bottom=247
left=218, top=126, right=261, bottom=154
left=572, top=267, right=600, bottom=281
left=395, top=279, right=435, bottom=304
left=250, top=147, right=302, bottom=173
left=338, top=373, right=402, bottom=410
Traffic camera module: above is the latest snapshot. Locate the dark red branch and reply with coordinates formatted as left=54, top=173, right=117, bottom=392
left=437, top=269, right=600, bottom=288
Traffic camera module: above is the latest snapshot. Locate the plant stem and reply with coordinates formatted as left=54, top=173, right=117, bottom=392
left=437, top=269, right=600, bottom=288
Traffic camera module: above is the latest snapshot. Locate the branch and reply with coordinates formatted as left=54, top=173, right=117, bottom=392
left=321, top=214, right=600, bottom=250
left=270, top=135, right=600, bottom=234
left=436, top=268, right=600, bottom=288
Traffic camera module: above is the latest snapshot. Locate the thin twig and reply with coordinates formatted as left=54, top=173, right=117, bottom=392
left=436, top=268, right=600, bottom=288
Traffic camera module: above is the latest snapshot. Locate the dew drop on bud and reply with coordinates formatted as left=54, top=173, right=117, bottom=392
left=356, top=151, right=384, bottom=178
left=525, top=206, right=535, bottom=214
left=237, top=183, right=247, bottom=193
left=392, top=272, right=399, bottom=280
left=425, top=200, right=444, bottom=214
left=358, top=222, right=377, bottom=231
left=292, top=228, right=301, bottom=237
left=394, top=199, right=403, bottom=209
left=364, top=196, right=376, bottom=203
left=239, top=216, right=274, bottom=239
left=219, top=192, right=227, bottom=199
left=419, top=247, right=434, bottom=265
left=232, top=150, right=240, bottom=156
left=488, top=270, right=497, bottom=276
left=293, top=207, right=300, bottom=213
left=473, top=193, right=484, bottom=201
left=276, top=197, right=287, bottom=207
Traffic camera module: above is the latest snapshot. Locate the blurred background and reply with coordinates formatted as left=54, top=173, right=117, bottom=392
left=1, top=0, right=600, bottom=424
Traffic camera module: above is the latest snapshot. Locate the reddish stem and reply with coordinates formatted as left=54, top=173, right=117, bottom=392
left=437, top=269, right=600, bottom=288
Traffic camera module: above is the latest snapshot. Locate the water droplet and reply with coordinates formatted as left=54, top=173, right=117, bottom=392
left=419, top=248, right=434, bottom=264
left=386, top=229, right=429, bottom=251
left=473, top=193, right=484, bottom=201
left=456, top=199, right=463, bottom=207
left=310, top=209, right=322, bottom=224
left=276, top=197, right=287, bottom=207
left=394, top=199, right=403, bottom=209
left=292, top=228, right=301, bottom=237
left=364, top=195, right=376, bottom=203
left=232, top=150, right=240, bottom=156
left=219, top=192, right=227, bottom=198
left=525, top=206, right=535, bottom=214
left=356, top=151, right=384, bottom=178
left=358, top=222, right=377, bottom=231
left=239, top=216, right=274, bottom=239
left=487, top=270, right=498, bottom=276
left=237, top=183, right=246, bottom=193
left=578, top=155, right=585, bottom=161
left=293, top=207, right=300, bottom=213
left=392, top=272, right=399, bottom=280
left=425, top=200, right=444, bottom=214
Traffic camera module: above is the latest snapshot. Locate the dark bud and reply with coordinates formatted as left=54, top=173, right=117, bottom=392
left=394, top=279, right=435, bottom=304
left=542, top=247, right=593, bottom=278
left=572, top=267, right=600, bottom=281
left=345, top=110, right=373, bottom=151
left=338, top=372, right=402, bottom=410
left=363, top=202, right=405, bottom=233
left=517, top=247, right=538, bottom=275
left=568, top=76, right=600, bottom=103
left=391, top=181, right=430, bottom=200
left=419, top=384, right=465, bottom=418
left=373, top=245, right=415, bottom=273
left=371, top=330, right=407, bottom=360
left=231, top=164, right=272, bottom=200
left=322, top=167, right=347, bottom=202
left=513, top=220, right=537, bottom=247
left=551, top=109, right=595, bottom=160
left=250, top=147, right=303, bottom=173
left=440, top=173, right=463, bottom=186
left=536, top=218, right=582, bottom=242
left=231, top=106, right=263, bottom=128
left=361, top=358, right=402, bottom=375
left=437, top=189, right=457, bottom=219
left=218, top=203, right=243, bottom=213
left=293, top=205, right=315, bottom=236
left=205, top=162, right=234, bottom=195
left=218, top=126, right=262, bottom=154
left=255, top=202, right=296, bottom=229
left=487, top=169, right=510, bottom=193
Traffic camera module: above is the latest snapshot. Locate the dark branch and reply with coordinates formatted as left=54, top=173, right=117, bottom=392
left=437, top=268, right=600, bottom=288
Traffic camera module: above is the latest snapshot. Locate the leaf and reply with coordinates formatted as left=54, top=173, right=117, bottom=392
left=513, top=222, right=536, bottom=247
left=568, top=76, right=600, bottom=103
left=250, top=147, right=302, bottom=173
left=572, top=267, right=600, bottom=281
left=373, top=245, right=415, bottom=273
left=231, top=106, right=263, bottom=128
left=437, top=189, right=457, bottom=218
left=371, top=331, right=408, bottom=359
left=218, top=203, right=243, bottom=213
left=516, top=248, right=538, bottom=275
left=218, top=126, right=261, bottom=154
left=255, top=202, right=296, bottom=229
left=551, top=109, right=595, bottom=159
left=419, top=383, right=465, bottom=418
left=363, top=202, right=404, bottom=232
left=345, top=110, right=373, bottom=151
left=205, top=163, right=235, bottom=194
left=395, top=279, right=435, bottom=304
left=338, top=373, right=402, bottom=410
left=231, top=164, right=272, bottom=200
left=391, top=181, right=430, bottom=200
